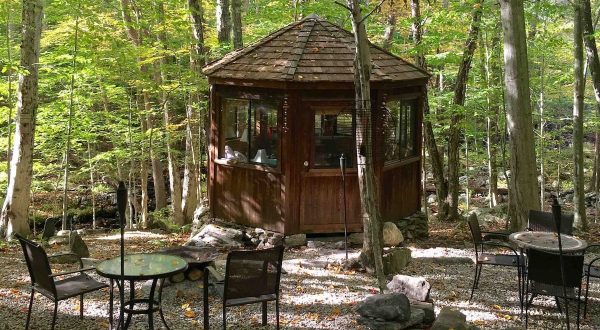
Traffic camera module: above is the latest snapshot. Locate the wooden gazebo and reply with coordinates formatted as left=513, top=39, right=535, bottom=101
left=203, top=14, right=430, bottom=235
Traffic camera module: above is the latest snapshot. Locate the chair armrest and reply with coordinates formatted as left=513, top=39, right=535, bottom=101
left=206, top=265, right=224, bottom=282
left=48, top=252, right=83, bottom=268
left=49, top=267, right=95, bottom=278
left=481, top=241, right=520, bottom=257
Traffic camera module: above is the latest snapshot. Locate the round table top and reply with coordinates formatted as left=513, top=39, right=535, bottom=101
left=96, top=253, right=188, bottom=280
left=509, top=231, right=588, bottom=253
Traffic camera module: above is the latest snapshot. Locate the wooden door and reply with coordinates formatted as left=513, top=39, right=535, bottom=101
left=299, top=102, right=363, bottom=233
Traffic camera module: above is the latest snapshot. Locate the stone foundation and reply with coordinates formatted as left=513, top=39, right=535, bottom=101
left=390, top=212, right=428, bottom=239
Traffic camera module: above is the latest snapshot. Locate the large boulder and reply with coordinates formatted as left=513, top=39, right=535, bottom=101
left=348, top=232, right=364, bottom=246
left=42, top=219, right=58, bottom=241
left=358, top=308, right=424, bottom=330
left=187, top=223, right=243, bottom=248
left=410, top=301, right=435, bottom=324
left=355, top=293, right=411, bottom=322
left=69, top=232, right=90, bottom=258
left=383, top=222, right=404, bottom=247
left=387, top=275, right=431, bottom=302
left=382, top=248, right=412, bottom=275
left=431, top=307, right=467, bottom=330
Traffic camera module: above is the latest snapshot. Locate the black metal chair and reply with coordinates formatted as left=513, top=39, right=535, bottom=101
left=16, top=234, right=108, bottom=330
left=206, top=245, right=284, bottom=330
left=524, top=249, right=584, bottom=329
left=528, top=210, right=574, bottom=235
left=467, top=214, right=524, bottom=309
left=583, top=244, right=600, bottom=318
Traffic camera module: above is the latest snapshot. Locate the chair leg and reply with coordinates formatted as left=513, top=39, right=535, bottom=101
left=583, top=275, right=591, bottom=318
left=25, top=289, right=34, bottom=330
left=223, top=306, right=226, bottom=330
left=276, top=299, right=280, bottom=330
left=475, top=264, right=483, bottom=289
left=80, top=294, right=84, bottom=319
left=262, top=301, right=267, bottom=325
left=470, top=263, right=479, bottom=301
left=51, top=301, right=58, bottom=330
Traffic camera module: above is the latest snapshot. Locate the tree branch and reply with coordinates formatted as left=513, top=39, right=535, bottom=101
left=334, top=1, right=352, bottom=12
left=360, top=0, right=386, bottom=24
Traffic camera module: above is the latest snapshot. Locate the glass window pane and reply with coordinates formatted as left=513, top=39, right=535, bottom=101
left=248, top=100, right=279, bottom=167
left=384, top=99, right=418, bottom=162
left=314, top=107, right=354, bottom=168
left=221, top=99, right=250, bottom=161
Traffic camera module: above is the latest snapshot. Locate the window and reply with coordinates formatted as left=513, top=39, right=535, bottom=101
left=383, top=99, right=418, bottom=162
left=313, top=107, right=354, bottom=168
left=220, top=98, right=279, bottom=167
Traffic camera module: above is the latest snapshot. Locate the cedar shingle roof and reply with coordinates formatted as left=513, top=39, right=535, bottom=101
left=203, top=14, right=430, bottom=83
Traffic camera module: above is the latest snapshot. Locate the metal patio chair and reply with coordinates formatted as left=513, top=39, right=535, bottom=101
left=467, top=214, right=524, bottom=309
left=528, top=210, right=574, bottom=235
left=16, top=234, right=108, bottom=330
left=524, top=248, right=584, bottom=329
left=468, top=213, right=525, bottom=306
left=206, top=245, right=284, bottom=329
left=583, top=244, right=600, bottom=318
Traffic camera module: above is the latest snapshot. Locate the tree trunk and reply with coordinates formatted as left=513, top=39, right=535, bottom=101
left=182, top=103, right=199, bottom=222
left=138, top=95, right=150, bottom=228
left=499, top=0, right=540, bottom=230
left=482, top=26, right=501, bottom=207
left=582, top=0, right=600, bottom=194
left=0, top=0, right=43, bottom=239
left=410, top=0, right=447, bottom=218
left=231, top=0, right=243, bottom=49
left=188, top=0, right=206, bottom=67
left=346, top=0, right=386, bottom=293
left=381, top=1, right=396, bottom=51
left=573, top=0, right=588, bottom=230
left=61, top=7, right=80, bottom=231
left=217, top=0, right=231, bottom=44
left=5, top=2, right=13, bottom=186
left=445, top=0, right=483, bottom=221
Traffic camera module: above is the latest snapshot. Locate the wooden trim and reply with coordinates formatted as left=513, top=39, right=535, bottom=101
left=214, top=159, right=281, bottom=174
left=304, top=168, right=358, bottom=177
left=383, top=156, right=421, bottom=171
left=208, top=77, right=428, bottom=90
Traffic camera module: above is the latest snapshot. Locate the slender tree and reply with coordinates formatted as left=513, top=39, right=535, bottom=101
left=0, top=0, right=44, bottom=239
left=344, top=0, right=386, bottom=292
left=573, top=0, right=587, bottom=230
left=499, top=0, right=540, bottom=230
left=61, top=1, right=81, bottom=231
left=231, top=0, right=243, bottom=49
left=217, top=0, right=231, bottom=44
left=445, top=0, right=483, bottom=221
left=381, top=0, right=396, bottom=51
left=4, top=2, right=13, bottom=184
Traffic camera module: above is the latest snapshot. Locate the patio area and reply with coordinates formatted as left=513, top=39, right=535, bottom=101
left=0, top=224, right=599, bottom=329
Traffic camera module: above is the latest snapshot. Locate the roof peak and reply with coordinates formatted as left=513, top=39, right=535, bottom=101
left=303, top=13, right=321, bottom=20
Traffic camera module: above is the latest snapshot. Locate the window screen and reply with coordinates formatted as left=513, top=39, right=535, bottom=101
left=313, top=107, right=354, bottom=168
left=383, top=99, right=418, bottom=162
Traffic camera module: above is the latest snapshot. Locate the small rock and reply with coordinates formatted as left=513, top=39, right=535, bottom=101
left=56, top=230, right=71, bottom=237
left=284, top=234, right=306, bottom=247
left=427, top=194, right=437, bottom=204
left=334, top=241, right=346, bottom=250
left=355, top=293, right=411, bottom=322
left=383, top=222, right=404, bottom=247
left=348, top=232, right=364, bottom=246
left=307, top=240, right=325, bottom=249
left=48, top=236, right=69, bottom=246
left=358, top=308, right=424, bottom=330
left=431, top=307, right=467, bottom=330
left=267, top=233, right=284, bottom=246
left=382, top=248, right=412, bottom=275
left=409, top=300, right=435, bottom=324
left=387, top=275, right=431, bottom=302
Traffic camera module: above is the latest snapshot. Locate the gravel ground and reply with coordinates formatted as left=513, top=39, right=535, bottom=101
left=0, top=230, right=598, bottom=329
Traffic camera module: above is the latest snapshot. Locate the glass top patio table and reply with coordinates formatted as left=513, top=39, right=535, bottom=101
left=96, top=253, right=188, bottom=281
left=509, top=231, right=587, bottom=253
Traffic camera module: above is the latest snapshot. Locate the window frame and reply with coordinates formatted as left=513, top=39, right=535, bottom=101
left=382, top=96, right=420, bottom=167
left=217, top=93, right=282, bottom=171
left=310, top=104, right=356, bottom=170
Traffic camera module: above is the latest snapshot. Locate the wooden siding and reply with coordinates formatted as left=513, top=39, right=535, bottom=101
left=213, top=163, right=285, bottom=233
left=380, top=159, right=421, bottom=220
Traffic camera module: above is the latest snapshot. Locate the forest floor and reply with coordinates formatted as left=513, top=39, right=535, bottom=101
left=0, top=220, right=599, bottom=329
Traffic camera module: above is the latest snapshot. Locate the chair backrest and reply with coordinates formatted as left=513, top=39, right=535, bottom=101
left=527, top=248, right=584, bottom=288
left=15, top=234, right=56, bottom=296
left=223, top=245, right=284, bottom=301
left=467, top=213, right=483, bottom=245
left=528, top=210, right=574, bottom=235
